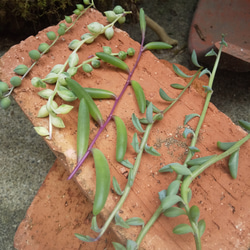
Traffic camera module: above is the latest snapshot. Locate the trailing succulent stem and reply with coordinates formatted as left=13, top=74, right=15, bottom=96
left=135, top=35, right=250, bottom=250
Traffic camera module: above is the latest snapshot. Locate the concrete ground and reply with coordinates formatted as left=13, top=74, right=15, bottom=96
left=0, top=0, right=249, bottom=249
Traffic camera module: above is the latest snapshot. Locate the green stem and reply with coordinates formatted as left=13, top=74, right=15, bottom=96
left=96, top=124, right=153, bottom=240
left=162, top=68, right=203, bottom=115
left=136, top=205, right=163, bottom=246
left=181, top=133, right=250, bottom=203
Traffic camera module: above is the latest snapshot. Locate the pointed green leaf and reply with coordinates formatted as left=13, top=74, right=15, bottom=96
left=115, top=213, right=130, bottom=228
left=54, top=104, right=74, bottom=114
left=203, top=86, right=213, bottom=93
left=163, top=207, right=186, bottom=217
left=51, top=115, right=65, bottom=128
left=91, top=216, right=101, bottom=233
left=144, top=144, right=161, bottom=156
left=132, top=113, right=144, bottom=133
left=217, top=141, right=237, bottom=151
left=205, top=49, right=217, bottom=57
left=139, top=117, right=150, bottom=124
left=161, top=195, right=183, bottom=211
left=126, top=239, right=138, bottom=250
left=74, top=234, right=95, bottom=242
left=146, top=102, right=153, bottom=123
left=126, top=217, right=144, bottom=227
left=158, top=189, right=167, bottom=201
left=170, top=163, right=192, bottom=175
left=184, top=113, right=200, bottom=125
left=146, top=100, right=162, bottom=113
left=173, top=224, right=194, bottom=235
left=34, top=126, right=49, bottom=136
left=189, top=146, right=200, bottom=153
left=159, top=164, right=174, bottom=173
left=113, top=176, right=123, bottom=196
left=131, top=133, right=140, bottom=153
left=170, top=83, right=185, bottom=90
left=191, top=50, right=201, bottom=67
left=173, top=64, right=192, bottom=78
left=166, top=180, right=181, bottom=196
left=183, top=128, right=195, bottom=138
left=38, top=89, right=54, bottom=99
left=199, top=68, right=211, bottom=77
left=159, top=88, right=175, bottom=102
left=120, top=159, right=134, bottom=169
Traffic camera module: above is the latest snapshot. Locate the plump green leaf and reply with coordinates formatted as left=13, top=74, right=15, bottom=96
left=198, top=219, right=206, bottom=237
left=113, top=176, right=123, bottom=196
left=173, top=224, right=194, bottom=235
left=115, top=213, right=130, bottom=228
left=144, top=144, right=161, bottom=156
left=184, top=113, right=200, bottom=125
left=132, top=113, right=144, bottom=133
left=159, top=88, right=175, bottom=102
left=139, top=8, right=146, bottom=35
left=217, top=141, right=236, bottom=151
left=239, top=120, right=250, bottom=131
left=173, top=64, right=192, bottom=78
left=96, top=52, right=129, bottom=73
left=131, top=80, right=146, bottom=113
left=68, top=52, right=79, bottom=67
left=163, top=207, right=186, bottom=217
left=14, top=64, right=29, bottom=76
left=189, top=205, right=200, bottom=223
left=187, top=155, right=216, bottom=166
left=126, top=217, right=144, bottom=227
left=170, top=83, right=185, bottom=90
left=229, top=150, right=239, bottom=179
left=144, top=42, right=172, bottom=51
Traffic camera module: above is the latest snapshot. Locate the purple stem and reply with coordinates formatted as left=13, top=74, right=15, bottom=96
left=68, top=33, right=146, bottom=180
